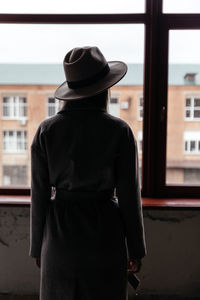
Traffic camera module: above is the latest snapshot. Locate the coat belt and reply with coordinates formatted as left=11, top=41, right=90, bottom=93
left=50, top=186, right=116, bottom=203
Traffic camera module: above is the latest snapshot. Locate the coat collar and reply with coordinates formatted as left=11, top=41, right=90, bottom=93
left=57, top=99, right=107, bottom=114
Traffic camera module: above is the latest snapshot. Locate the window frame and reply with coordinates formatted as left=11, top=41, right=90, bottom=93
left=184, top=131, right=200, bottom=154
left=138, top=95, right=144, bottom=121
left=184, top=96, right=200, bottom=121
left=46, top=96, right=60, bottom=118
left=155, top=7, right=200, bottom=198
left=108, top=91, right=121, bottom=117
left=1, top=0, right=200, bottom=198
left=2, top=95, right=28, bottom=120
left=2, top=130, right=27, bottom=153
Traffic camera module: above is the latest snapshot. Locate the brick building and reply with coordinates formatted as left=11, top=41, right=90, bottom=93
left=0, top=63, right=199, bottom=186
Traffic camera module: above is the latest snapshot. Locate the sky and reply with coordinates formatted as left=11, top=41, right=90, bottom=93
left=1, top=0, right=200, bottom=63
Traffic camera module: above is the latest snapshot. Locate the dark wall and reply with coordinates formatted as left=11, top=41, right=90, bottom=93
left=0, top=206, right=200, bottom=297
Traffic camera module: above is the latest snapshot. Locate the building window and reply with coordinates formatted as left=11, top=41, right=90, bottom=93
left=3, top=130, right=27, bottom=153
left=184, top=168, right=200, bottom=185
left=184, top=131, right=200, bottom=154
left=185, top=96, right=200, bottom=120
left=138, top=96, right=143, bottom=120
left=47, top=97, right=60, bottom=117
left=2, top=96, right=27, bottom=119
left=138, top=131, right=143, bottom=153
left=3, top=165, right=27, bottom=186
left=120, top=98, right=130, bottom=110
left=108, top=93, right=120, bottom=117
left=184, top=73, right=197, bottom=83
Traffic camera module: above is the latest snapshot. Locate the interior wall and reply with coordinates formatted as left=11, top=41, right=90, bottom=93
left=0, top=206, right=200, bottom=297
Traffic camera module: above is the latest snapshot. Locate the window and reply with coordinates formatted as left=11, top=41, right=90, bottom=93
left=47, top=97, right=60, bottom=117
left=1, top=1, right=200, bottom=199
left=3, top=130, right=27, bottom=153
left=3, top=165, right=27, bottom=186
left=138, top=131, right=143, bottom=153
left=120, top=100, right=129, bottom=110
left=184, top=168, right=200, bottom=185
left=164, top=29, right=200, bottom=191
left=163, top=0, right=200, bottom=13
left=108, top=93, right=120, bottom=117
left=138, top=96, right=143, bottom=121
left=0, top=22, right=144, bottom=192
left=185, top=97, right=200, bottom=120
left=184, top=131, right=200, bottom=154
left=2, top=96, right=27, bottom=119
left=1, top=0, right=145, bottom=14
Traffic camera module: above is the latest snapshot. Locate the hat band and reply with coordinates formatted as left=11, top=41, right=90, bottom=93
left=67, top=64, right=110, bottom=89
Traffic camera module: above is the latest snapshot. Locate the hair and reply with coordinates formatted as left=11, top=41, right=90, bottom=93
left=85, top=89, right=109, bottom=112
left=60, top=89, right=110, bottom=112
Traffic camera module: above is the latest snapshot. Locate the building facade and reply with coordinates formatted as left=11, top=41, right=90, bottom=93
left=0, top=64, right=199, bottom=187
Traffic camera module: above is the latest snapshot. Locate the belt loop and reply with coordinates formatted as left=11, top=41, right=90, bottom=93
left=50, top=186, right=56, bottom=201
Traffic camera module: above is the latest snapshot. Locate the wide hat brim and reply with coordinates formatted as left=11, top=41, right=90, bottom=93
left=54, top=61, right=127, bottom=101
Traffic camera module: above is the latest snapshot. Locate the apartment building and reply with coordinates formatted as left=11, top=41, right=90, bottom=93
left=0, top=63, right=199, bottom=186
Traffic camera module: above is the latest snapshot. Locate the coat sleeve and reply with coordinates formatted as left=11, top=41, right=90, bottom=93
left=115, top=124, right=147, bottom=260
left=29, top=124, right=51, bottom=258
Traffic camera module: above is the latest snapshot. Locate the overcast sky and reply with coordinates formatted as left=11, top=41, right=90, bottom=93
left=1, top=0, right=200, bottom=64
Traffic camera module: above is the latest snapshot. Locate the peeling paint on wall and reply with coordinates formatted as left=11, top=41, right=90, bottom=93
left=0, top=207, right=30, bottom=247
left=145, top=211, right=199, bottom=223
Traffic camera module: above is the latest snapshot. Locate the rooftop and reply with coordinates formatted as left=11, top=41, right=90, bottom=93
left=0, top=63, right=200, bottom=86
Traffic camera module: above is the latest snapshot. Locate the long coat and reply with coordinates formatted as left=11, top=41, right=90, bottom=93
left=29, top=99, right=147, bottom=300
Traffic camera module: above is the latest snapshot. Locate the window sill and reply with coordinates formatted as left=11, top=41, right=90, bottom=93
left=1, top=195, right=200, bottom=208
left=0, top=195, right=30, bottom=205
left=142, top=198, right=200, bottom=208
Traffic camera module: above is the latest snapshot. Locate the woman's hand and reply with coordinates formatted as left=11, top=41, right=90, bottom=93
left=128, top=259, right=142, bottom=273
left=35, top=257, right=41, bottom=268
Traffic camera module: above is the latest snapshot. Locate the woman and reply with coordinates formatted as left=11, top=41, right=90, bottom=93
left=29, top=46, right=147, bottom=300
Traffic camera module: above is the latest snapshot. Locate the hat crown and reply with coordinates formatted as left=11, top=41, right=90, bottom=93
left=63, top=46, right=108, bottom=83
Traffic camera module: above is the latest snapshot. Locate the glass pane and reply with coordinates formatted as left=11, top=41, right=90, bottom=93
left=3, top=106, right=10, bottom=117
left=166, top=30, right=200, bottom=185
left=3, top=97, right=9, bottom=103
left=110, top=97, right=119, bottom=104
left=1, top=0, right=145, bottom=14
left=0, top=23, right=144, bottom=189
left=48, top=98, right=55, bottom=104
left=19, top=106, right=27, bottom=117
left=194, top=99, right=200, bottom=106
left=185, top=141, right=188, bottom=151
left=3, top=165, right=27, bottom=186
left=190, top=141, right=196, bottom=152
left=163, top=0, right=200, bottom=13
left=194, top=110, right=200, bottom=118
left=185, top=110, right=190, bottom=118
left=184, top=168, right=200, bottom=184
left=48, top=107, right=56, bottom=117
left=186, top=98, right=191, bottom=106
left=20, top=97, right=26, bottom=103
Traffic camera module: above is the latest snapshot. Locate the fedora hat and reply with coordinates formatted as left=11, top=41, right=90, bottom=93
left=54, top=46, right=127, bottom=100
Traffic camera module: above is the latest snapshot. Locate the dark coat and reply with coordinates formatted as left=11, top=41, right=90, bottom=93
left=29, top=99, right=146, bottom=300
